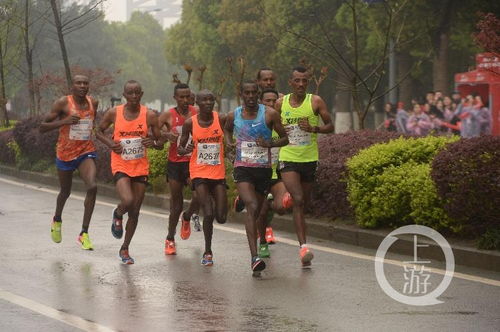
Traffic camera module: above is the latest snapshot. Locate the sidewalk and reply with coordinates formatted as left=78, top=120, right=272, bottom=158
left=1, top=164, right=499, bottom=272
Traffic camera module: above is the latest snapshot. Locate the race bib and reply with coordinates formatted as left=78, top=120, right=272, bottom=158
left=175, top=125, right=192, bottom=156
left=69, top=118, right=92, bottom=140
left=271, top=147, right=280, bottom=165
left=287, top=124, right=311, bottom=146
left=120, top=138, right=145, bottom=160
left=197, top=143, right=221, bottom=165
left=241, top=141, right=269, bottom=164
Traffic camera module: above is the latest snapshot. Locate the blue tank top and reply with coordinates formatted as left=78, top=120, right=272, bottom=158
left=234, top=104, right=272, bottom=168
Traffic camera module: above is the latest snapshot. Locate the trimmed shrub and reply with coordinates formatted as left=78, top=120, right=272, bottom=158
left=353, top=162, right=452, bottom=230
left=431, top=136, right=500, bottom=236
left=311, top=130, right=407, bottom=219
left=148, top=143, right=169, bottom=179
left=0, top=129, right=16, bottom=165
left=347, top=135, right=458, bottom=229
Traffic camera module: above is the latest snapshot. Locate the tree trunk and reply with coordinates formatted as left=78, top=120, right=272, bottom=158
left=432, top=31, right=450, bottom=95
left=24, top=0, right=36, bottom=115
left=50, top=0, right=72, bottom=91
left=0, top=39, right=9, bottom=127
left=397, top=50, right=413, bottom=108
left=333, top=74, right=352, bottom=133
left=431, top=0, right=454, bottom=96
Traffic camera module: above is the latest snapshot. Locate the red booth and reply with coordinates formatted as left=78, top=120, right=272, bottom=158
left=455, top=53, right=500, bottom=135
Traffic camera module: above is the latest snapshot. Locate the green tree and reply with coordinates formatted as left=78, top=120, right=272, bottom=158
left=108, top=12, right=171, bottom=109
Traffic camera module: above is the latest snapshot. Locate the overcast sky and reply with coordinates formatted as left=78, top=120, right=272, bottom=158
left=103, top=0, right=127, bottom=22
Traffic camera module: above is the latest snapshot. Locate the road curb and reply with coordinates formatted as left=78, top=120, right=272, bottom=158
left=1, top=164, right=499, bottom=272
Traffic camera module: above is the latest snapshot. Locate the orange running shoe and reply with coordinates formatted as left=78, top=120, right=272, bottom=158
left=180, top=213, right=191, bottom=240
left=299, top=245, right=314, bottom=267
left=282, top=192, right=293, bottom=209
left=265, top=227, right=276, bottom=244
left=164, top=239, right=176, bottom=255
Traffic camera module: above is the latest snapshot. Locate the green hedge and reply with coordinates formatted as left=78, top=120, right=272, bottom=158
left=347, top=136, right=458, bottom=229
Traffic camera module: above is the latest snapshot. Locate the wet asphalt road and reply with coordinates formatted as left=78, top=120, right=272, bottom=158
left=0, top=175, right=499, bottom=332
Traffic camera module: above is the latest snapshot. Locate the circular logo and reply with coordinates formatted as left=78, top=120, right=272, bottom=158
left=374, top=225, right=455, bottom=306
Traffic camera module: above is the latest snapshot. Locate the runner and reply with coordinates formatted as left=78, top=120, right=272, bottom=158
left=40, top=75, right=98, bottom=250
left=96, top=80, right=161, bottom=264
left=177, top=89, right=227, bottom=266
left=275, top=66, right=334, bottom=267
left=158, top=83, right=200, bottom=256
left=256, top=89, right=293, bottom=247
left=225, top=81, right=288, bottom=273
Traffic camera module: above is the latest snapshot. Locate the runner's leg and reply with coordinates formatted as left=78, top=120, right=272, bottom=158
left=121, top=181, right=146, bottom=250
left=280, top=171, right=306, bottom=245
left=236, top=182, right=264, bottom=257
left=167, top=179, right=184, bottom=240
left=213, top=183, right=227, bottom=224
left=55, top=169, right=73, bottom=220
left=77, top=157, right=97, bottom=233
left=195, top=183, right=215, bottom=254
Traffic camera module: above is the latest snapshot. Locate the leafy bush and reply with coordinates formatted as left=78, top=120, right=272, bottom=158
left=13, top=116, right=58, bottom=161
left=0, top=129, right=16, bottom=165
left=351, top=162, right=452, bottom=229
left=148, top=143, right=169, bottom=179
left=310, top=130, right=407, bottom=219
left=431, top=136, right=500, bottom=236
left=477, top=228, right=500, bottom=251
left=94, top=139, right=113, bottom=183
left=347, top=135, right=458, bottom=228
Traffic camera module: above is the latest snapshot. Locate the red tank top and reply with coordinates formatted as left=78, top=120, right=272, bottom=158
left=111, top=104, right=149, bottom=176
left=190, top=112, right=225, bottom=180
left=168, top=105, right=197, bottom=162
left=56, top=95, right=95, bottom=161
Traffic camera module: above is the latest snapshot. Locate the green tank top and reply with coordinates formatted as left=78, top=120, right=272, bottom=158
left=279, top=93, right=319, bottom=162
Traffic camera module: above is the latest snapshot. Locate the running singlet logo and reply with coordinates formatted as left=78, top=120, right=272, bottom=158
left=69, top=118, right=93, bottom=140
left=197, top=143, right=220, bottom=165
left=120, top=138, right=145, bottom=160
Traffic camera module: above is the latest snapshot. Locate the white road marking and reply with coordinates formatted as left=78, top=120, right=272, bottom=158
left=0, top=288, right=115, bottom=332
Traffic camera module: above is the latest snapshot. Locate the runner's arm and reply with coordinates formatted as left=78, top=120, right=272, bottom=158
left=39, top=97, right=78, bottom=133
left=157, top=110, right=177, bottom=145
left=223, top=112, right=236, bottom=161
left=143, top=109, right=161, bottom=149
left=96, top=107, right=122, bottom=154
left=299, top=95, right=334, bottom=134
left=256, top=107, right=288, bottom=148
left=270, top=108, right=288, bottom=147
left=177, top=119, right=193, bottom=156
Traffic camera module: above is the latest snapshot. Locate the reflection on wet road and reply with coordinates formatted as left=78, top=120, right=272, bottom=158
left=0, top=176, right=499, bottom=331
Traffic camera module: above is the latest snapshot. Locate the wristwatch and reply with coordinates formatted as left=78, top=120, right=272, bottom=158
left=312, top=126, right=320, bottom=133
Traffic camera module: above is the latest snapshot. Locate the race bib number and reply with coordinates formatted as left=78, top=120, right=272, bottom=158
left=197, top=143, right=221, bottom=165
left=241, top=141, right=269, bottom=164
left=287, top=124, right=311, bottom=146
left=120, top=138, right=145, bottom=160
left=271, top=147, right=280, bottom=165
left=175, top=125, right=192, bottom=156
left=69, top=118, right=92, bottom=140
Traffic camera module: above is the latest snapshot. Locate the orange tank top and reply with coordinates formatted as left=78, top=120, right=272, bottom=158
left=111, top=104, right=149, bottom=176
left=56, top=95, right=95, bottom=161
left=190, top=112, right=225, bottom=180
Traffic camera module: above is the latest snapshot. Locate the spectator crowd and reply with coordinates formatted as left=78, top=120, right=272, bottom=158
left=384, top=91, right=492, bottom=138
